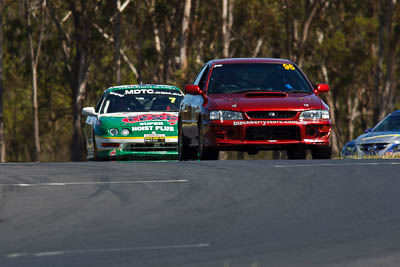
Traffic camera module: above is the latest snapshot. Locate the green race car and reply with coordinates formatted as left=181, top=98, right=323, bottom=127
left=82, top=84, right=184, bottom=160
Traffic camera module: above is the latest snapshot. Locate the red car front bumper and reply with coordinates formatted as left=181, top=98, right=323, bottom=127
left=202, top=119, right=331, bottom=151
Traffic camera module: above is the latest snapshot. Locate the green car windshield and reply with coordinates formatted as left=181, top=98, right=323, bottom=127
left=101, top=89, right=183, bottom=113
left=373, top=114, right=400, bottom=132
left=207, top=63, right=313, bottom=94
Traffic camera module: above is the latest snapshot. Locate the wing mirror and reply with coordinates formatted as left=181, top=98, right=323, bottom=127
left=364, top=128, right=372, bottom=133
left=82, top=107, right=96, bottom=116
left=314, top=83, right=330, bottom=94
left=184, top=85, right=203, bottom=95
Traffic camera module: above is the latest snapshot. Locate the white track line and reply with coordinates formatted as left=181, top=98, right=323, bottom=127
left=6, top=243, right=210, bottom=259
left=0, top=179, right=187, bottom=187
left=274, top=162, right=400, bottom=168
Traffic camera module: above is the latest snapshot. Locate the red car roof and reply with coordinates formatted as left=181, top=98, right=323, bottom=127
left=208, top=58, right=293, bottom=65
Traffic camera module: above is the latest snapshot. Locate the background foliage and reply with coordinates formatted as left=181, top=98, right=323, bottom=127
left=1, top=0, right=399, bottom=161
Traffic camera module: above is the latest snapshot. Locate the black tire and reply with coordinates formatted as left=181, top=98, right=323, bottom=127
left=93, top=137, right=99, bottom=161
left=247, top=149, right=259, bottom=156
left=311, top=145, right=332, bottom=159
left=93, top=133, right=106, bottom=161
left=198, top=121, right=219, bottom=160
left=287, top=145, right=307, bottom=159
left=178, top=121, right=196, bottom=161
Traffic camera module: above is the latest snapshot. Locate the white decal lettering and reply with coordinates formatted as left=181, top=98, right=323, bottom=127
left=125, top=89, right=156, bottom=95
left=131, top=126, right=154, bottom=131
left=233, top=120, right=307, bottom=126
left=109, top=91, right=124, bottom=97
left=155, top=126, right=174, bottom=131
left=139, top=122, right=163, bottom=126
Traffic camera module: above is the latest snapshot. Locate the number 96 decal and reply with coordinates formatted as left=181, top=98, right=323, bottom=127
left=283, top=64, right=295, bottom=70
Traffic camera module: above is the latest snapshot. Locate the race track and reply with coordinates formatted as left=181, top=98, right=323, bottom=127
left=1, top=159, right=400, bottom=267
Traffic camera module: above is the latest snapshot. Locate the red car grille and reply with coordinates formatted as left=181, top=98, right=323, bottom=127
left=245, top=126, right=300, bottom=141
left=246, top=111, right=298, bottom=119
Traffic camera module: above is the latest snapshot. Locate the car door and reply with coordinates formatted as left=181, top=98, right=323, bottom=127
left=181, top=64, right=210, bottom=147
left=84, top=92, right=106, bottom=158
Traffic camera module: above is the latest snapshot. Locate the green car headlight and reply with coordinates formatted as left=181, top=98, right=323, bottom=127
left=209, top=110, right=243, bottom=120
left=121, top=129, right=130, bottom=136
left=109, top=128, right=119, bottom=136
left=299, top=110, right=330, bottom=120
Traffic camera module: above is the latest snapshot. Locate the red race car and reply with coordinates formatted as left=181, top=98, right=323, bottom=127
left=178, top=58, right=331, bottom=160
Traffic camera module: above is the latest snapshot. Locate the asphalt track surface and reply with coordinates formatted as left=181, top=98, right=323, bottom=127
left=1, top=160, right=400, bottom=267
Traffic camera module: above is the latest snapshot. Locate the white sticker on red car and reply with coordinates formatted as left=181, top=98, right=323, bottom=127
left=233, top=120, right=306, bottom=126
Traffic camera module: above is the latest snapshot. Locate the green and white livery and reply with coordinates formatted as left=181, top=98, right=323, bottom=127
left=82, top=84, right=184, bottom=160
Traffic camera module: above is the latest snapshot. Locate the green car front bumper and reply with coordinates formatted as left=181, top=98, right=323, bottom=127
left=95, top=149, right=178, bottom=160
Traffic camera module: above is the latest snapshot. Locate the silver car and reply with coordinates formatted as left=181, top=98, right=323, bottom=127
left=342, top=110, right=400, bottom=157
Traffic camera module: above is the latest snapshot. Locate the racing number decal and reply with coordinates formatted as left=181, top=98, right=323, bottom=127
left=283, top=64, right=295, bottom=70
left=169, top=97, right=176, bottom=103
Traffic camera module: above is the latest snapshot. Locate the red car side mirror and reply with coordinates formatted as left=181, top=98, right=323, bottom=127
left=314, top=83, right=330, bottom=94
left=184, top=85, right=203, bottom=95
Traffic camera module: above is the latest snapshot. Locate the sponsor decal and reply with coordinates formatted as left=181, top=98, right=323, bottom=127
left=125, top=89, right=155, bottom=95
left=233, top=120, right=306, bottom=126
left=155, top=126, right=174, bottom=131
left=121, top=89, right=183, bottom=96
left=144, top=133, right=166, bottom=143
left=109, top=91, right=124, bottom=97
left=132, top=126, right=154, bottom=131
left=139, top=122, right=163, bottom=126
left=122, top=113, right=178, bottom=125
left=111, top=85, right=177, bottom=90
left=109, top=150, right=117, bottom=157
left=131, top=125, right=174, bottom=132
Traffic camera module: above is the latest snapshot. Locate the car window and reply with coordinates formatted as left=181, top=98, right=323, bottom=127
left=207, top=63, right=313, bottom=94
left=95, top=93, right=106, bottom=113
left=198, top=66, right=210, bottom=90
left=101, top=89, right=184, bottom=113
left=373, top=114, right=400, bottom=132
left=193, top=65, right=209, bottom=90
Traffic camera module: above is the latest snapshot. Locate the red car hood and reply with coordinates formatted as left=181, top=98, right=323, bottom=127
left=207, top=93, right=323, bottom=111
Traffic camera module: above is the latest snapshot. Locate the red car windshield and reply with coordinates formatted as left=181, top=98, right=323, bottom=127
left=101, top=89, right=183, bottom=113
left=207, top=63, right=313, bottom=94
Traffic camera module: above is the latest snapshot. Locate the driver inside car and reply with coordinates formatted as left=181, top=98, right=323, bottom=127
left=209, top=71, right=239, bottom=93
left=117, top=97, right=143, bottom=112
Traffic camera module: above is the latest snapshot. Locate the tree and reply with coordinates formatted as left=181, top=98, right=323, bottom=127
left=373, top=0, right=400, bottom=124
left=0, top=0, right=5, bottom=162
left=179, top=0, right=191, bottom=71
left=114, top=0, right=132, bottom=84
left=48, top=0, right=99, bottom=161
left=25, top=0, right=46, bottom=162
left=222, top=0, right=233, bottom=58
left=115, top=0, right=122, bottom=84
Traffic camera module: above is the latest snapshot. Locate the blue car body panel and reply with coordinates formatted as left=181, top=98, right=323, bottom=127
left=342, top=111, right=400, bottom=157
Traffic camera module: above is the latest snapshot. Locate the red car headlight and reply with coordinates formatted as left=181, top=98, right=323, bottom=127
left=299, top=110, right=330, bottom=120
left=209, top=110, right=243, bottom=120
